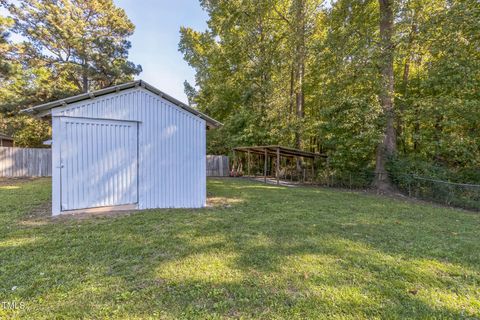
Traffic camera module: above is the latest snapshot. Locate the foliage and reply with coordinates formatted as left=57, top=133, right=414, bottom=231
left=0, top=0, right=141, bottom=146
left=0, top=15, right=13, bottom=77
left=2, top=0, right=142, bottom=93
left=0, top=178, right=479, bottom=318
left=388, top=155, right=480, bottom=184
left=385, top=155, right=480, bottom=210
left=180, top=0, right=480, bottom=182
left=0, top=114, right=51, bottom=147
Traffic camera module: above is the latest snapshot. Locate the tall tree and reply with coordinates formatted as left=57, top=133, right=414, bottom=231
left=2, top=0, right=142, bottom=93
left=0, top=16, right=10, bottom=77
left=182, top=0, right=480, bottom=183
left=0, top=0, right=142, bottom=147
left=291, top=0, right=307, bottom=149
left=374, top=0, right=396, bottom=191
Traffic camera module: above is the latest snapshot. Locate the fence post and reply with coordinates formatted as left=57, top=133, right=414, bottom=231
left=447, top=185, right=452, bottom=205
left=408, top=177, right=411, bottom=197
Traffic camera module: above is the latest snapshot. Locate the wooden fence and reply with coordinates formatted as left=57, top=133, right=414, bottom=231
left=207, top=155, right=230, bottom=177
left=0, top=148, right=228, bottom=178
left=0, top=147, right=52, bottom=177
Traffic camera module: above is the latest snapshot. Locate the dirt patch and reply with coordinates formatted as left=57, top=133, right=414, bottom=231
left=17, top=201, right=52, bottom=226
left=20, top=207, right=140, bottom=226
left=28, top=201, right=52, bottom=219
left=207, top=195, right=243, bottom=208
left=52, top=209, right=139, bottom=222
left=0, top=177, right=44, bottom=186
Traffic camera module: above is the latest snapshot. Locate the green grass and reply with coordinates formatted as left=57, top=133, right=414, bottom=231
left=0, top=178, right=479, bottom=319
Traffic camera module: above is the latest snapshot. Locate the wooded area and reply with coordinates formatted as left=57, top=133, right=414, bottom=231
left=0, top=0, right=141, bottom=146
left=0, top=0, right=479, bottom=191
left=179, top=0, right=480, bottom=189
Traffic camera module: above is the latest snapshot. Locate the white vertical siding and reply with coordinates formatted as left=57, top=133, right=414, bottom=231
left=51, top=87, right=206, bottom=213
left=59, top=117, right=138, bottom=211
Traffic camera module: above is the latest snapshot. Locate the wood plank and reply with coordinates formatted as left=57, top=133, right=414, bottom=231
left=206, top=155, right=230, bottom=177
left=0, top=147, right=53, bottom=177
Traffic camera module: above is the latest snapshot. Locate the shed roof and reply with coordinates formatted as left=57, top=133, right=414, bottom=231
left=234, top=145, right=327, bottom=159
left=21, top=80, right=222, bottom=128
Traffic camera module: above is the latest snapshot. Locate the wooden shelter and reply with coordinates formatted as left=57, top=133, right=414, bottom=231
left=233, top=145, right=327, bottom=185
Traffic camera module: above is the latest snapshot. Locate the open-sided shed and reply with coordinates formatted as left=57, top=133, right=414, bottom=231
left=24, top=80, right=221, bottom=215
left=233, top=145, right=327, bottom=184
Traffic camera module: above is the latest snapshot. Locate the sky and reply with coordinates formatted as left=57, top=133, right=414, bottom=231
left=114, top=0, right=208, bottom=101
left=1, top=1, right=208, bottom=102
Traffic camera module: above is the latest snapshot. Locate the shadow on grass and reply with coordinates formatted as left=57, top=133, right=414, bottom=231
left=0, top=178, right=479, bottom=318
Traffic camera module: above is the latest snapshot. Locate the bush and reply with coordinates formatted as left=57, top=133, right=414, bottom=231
left=388, top=156, right=480, bottom=211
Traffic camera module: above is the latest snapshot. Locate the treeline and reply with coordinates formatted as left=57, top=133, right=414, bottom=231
left=180, top=0, right=480, bottom=186
left=0, top=0, right=140, bottom=147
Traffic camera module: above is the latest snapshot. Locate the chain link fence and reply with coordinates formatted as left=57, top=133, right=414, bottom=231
left=232, top=156, right=480, bottom=211
left=315, top=171, right=480, bottom=211
left=392, top=174, right=480, bottom=211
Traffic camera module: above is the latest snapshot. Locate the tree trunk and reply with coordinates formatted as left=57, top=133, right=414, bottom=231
left=82, top=63, right=89, bottom=93
left=294, top=62, right=305, bottom=149
left=398, top=16, right=418, bottom=154
left=413, top=107, right=420, bottom=152
left=293, top=0, right=306, bottom=150
left=398, top=56, right=410, bottom=153
left=289, top=62, right=295, bottom=114
left=433, top=114, right=443, bottom=161
left=374, top=0, right=396, bottom=192
left=258, top=15, right=267, bottom=116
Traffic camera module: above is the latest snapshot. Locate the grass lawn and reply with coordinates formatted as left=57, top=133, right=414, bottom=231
left=0, top=178, right=479, bottom=319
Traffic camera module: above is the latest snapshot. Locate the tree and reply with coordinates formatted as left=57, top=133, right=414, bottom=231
left=291, top=0, right=307, bottom=149
left=181, top=0, right=480, bottom=184
left=0, top=15, right=12, bottom=78
left=0, top=0, right=142, bottom=147
left=2, top=0, right=142, bottom=93
left=374, top=0, right=396, bottom=191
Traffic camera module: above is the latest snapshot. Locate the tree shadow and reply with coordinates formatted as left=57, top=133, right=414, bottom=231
left=0, top=178, right=479, bottom=318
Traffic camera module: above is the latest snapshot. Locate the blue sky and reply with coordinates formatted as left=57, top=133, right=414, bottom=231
left=114, top=0, right=208, bottom=101
left=1, top=1, right=208, bottom=102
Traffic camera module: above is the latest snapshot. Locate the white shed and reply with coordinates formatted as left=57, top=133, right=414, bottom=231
left=24, top=80, right=221, bottom=216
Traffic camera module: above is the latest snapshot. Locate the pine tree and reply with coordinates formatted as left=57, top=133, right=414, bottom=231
left=2, top=0, right=142, bottom=93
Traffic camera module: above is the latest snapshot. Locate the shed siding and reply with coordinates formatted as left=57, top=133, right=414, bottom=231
left=59, top=117, right=138, bottom=211
left=51, top=87, right=206, bottom=212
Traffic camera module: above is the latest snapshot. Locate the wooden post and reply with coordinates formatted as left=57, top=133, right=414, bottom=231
left=264, top=148, right=267, bottom=183
left=232, top=149, right=236, bottom=176
left=295, top=156, right=298, bottom=182
left=276, top=147, right=280, bottom=185
left=326, top=156, right=330, bottom=187
left=247, top=150, right=251, bottom=176
left=311, top=156, right=315, bottom=183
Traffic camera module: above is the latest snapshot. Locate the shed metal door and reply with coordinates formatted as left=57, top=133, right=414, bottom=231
left=59, top=117, right=138, bottom=211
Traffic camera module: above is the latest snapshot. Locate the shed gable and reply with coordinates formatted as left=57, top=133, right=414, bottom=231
left=51, top=87, right=205, bottom=128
